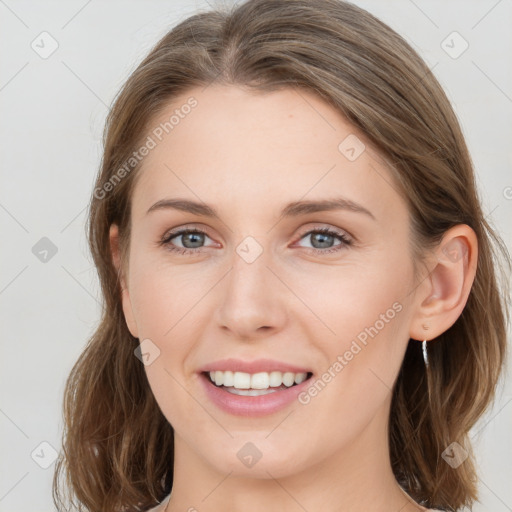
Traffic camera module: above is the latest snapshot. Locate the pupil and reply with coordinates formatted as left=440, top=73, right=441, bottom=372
left=184, top=233, right=204, bottom=248
left=313, top=233, right=332, bottom=249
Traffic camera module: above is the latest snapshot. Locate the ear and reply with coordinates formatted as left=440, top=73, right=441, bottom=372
left=409, top=224, right=478, bottom=342
left=109, top=224, right=139, bottom=339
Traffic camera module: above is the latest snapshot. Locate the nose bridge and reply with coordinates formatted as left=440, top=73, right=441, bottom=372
left=216, top=235, right=285, bottom=336
left=227, top=236, right=272, bottom=302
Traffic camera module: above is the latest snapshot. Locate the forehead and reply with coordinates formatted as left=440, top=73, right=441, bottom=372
left=130, top=85, right=405, bottom=223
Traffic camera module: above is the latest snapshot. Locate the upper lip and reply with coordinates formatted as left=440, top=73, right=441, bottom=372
left=198, top=358, right=312, bottom=375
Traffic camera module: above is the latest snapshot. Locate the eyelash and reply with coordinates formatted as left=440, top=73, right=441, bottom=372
left=159, top=226, right=353, bottom=256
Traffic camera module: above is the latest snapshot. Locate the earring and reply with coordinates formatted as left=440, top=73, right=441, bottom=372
left=422, top=339, right=429, bottom=367
left=422, top=324, right=429, bottom=367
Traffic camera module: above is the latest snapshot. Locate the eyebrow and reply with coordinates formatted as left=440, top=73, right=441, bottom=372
left=146, top=197, right=375, bottom=220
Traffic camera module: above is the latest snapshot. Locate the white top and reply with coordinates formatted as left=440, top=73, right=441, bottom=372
left=145, top=493, right=443, bottom=511
left=145, top=494, right=169, bottom=512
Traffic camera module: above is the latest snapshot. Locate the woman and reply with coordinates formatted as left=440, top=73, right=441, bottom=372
left=53, top=0, right=510, bottom=511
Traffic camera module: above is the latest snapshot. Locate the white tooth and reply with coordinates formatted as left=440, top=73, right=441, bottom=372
left=207, top=369, right=309, bottom=389
left=214, top=370, right=224, bottom=386
left=251, top=372, right=270, bottom=389
left=282, top=372, right=295, bottom=387
left=294, top=372, right=307, bottom=384
left=222, top=370, right=234, bottom=387
left=233, top=371, right=251, bottom=389
left=269, top=371, right=283, bottom=387
left=226, top=388, right=278, bottom=396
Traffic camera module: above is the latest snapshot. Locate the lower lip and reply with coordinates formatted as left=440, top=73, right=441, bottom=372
left=199, top=372, right=313, bottom=417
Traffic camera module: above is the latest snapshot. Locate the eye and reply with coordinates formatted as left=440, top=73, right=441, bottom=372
left=294, top=227, right=352, bottom=254
left=158, top=225, right=353, bottom=256
left=159, top=227, right=215, bottom=256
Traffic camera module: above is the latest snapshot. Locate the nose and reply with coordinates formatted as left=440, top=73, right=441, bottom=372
left=214, top=246, right=288, bottom=341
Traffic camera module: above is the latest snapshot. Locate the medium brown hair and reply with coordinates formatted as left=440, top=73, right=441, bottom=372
left=53, top=0, right=511, bottom=510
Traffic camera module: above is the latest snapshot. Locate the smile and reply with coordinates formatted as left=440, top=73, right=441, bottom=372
left=199, top=370, right=314, bottom=416
left=205, top=370, right=311, bottom=395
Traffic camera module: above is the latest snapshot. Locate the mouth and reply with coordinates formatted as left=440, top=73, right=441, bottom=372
left=201, top=370, right=314, bottom=396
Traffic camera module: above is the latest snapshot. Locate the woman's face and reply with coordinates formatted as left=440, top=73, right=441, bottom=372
left=114, top=84, right=423, bottom=479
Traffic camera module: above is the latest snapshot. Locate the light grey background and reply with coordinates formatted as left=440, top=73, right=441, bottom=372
left=1, top=1, right=511, bottom=511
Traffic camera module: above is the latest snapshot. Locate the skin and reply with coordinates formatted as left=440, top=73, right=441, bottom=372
left=109, top=84, right=478, bottom=512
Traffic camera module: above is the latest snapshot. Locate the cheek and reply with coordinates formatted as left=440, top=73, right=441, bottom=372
left=309, top=249, right=414, bottom=396
left=128, top=252, right=198, bottom=338
left=301, top=250, right=412, bottom=345
left=127, top=255, right=206, bottom=405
